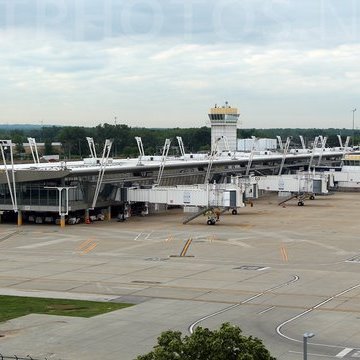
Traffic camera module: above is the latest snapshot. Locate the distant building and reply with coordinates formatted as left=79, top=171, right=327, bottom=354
left=237, top=138, right=277, bottom=152
left=22, top=142, right=62, bottom=155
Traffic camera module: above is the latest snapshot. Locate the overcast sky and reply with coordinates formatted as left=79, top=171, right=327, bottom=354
left=0, top=0, right=359, bottom=128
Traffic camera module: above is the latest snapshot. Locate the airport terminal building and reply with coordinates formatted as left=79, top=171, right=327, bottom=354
left=0, top=104, right=347, bottom=225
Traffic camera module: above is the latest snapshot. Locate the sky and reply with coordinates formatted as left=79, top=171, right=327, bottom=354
left=0, top=0, right=360, bottom=129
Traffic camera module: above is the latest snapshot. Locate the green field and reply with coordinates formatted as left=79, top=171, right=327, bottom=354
left=0, top=295, right=133, bottom=323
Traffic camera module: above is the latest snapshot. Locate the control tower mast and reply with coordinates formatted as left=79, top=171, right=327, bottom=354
left=208, top=101, right=240, bottom=152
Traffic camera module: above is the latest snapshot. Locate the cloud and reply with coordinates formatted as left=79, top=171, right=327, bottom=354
left=150, top=44, right=201, bottom=61
left=0, top=0, right=359, bottom=46
left=0, top=0, right=360, bottom=128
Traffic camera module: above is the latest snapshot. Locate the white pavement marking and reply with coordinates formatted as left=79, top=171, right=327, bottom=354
left=227, top=239, right=253, bottom=248
left=289, top=350, right=337, bottom=358
left=17, top=238, right=78, bottom=249
left=336, top=348, right=353, bottom=358
left=276, top=283, right=360, bottom=347
left=301, top=239, right=348, bottom=254
left=257, top=306, right=275, bottom=315
left=189, top=275, right=299, bottom=334
left=134, top=232, right=154, bottom=241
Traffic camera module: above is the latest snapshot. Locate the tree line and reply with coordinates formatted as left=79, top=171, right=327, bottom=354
left=0, top=124, right=357, bottom=159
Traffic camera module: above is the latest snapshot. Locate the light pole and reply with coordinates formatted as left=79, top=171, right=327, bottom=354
left=352, top=108, right=356, bottom=147
left=114, top=116, right=117, bottom=157
left=303, top=332, right=315, bottom=360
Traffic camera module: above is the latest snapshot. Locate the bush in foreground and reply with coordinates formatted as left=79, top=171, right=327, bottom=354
left=136, top=322, right=276, bottom=360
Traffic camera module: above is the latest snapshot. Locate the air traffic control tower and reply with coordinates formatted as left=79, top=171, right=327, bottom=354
left=208, top=102, right=240, bottom=152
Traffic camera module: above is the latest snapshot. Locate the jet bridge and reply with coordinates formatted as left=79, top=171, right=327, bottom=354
left=325, top=154, right=360, bottom=190
left=118, top=176, right=259, bottom=224
left=257, top=172, right=330, bottom=205
left=126, top=183, right=243, bottom=208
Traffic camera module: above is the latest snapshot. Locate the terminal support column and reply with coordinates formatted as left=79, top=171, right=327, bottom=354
left=17, top=210, right=22, bottom=226
left=107, top=206, right=111, bottom=221
left=85, top=209, right=90, bottom=223
left=60, top=214, right=66, bottom=228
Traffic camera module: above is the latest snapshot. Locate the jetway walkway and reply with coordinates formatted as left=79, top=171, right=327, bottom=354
left=257, top=173, right=329, bottom=195
left=113, top=173, right=331, bottom=224
left=124, top=183, right=245, bottom=226
left=257, top=172, right=329, bottom=206
left=118, top=177, right=259, bottom=225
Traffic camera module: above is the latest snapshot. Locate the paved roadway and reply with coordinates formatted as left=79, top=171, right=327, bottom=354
left=0, top=192, right=359, bottom=359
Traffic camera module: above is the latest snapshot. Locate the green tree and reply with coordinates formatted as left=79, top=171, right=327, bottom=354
left=11, top=131, right=25, bottom=155
left=135, top=323, right=276, bottom=360
left=44, top=140, right=53, bottom=155
left=58, top=126, right=87, bottom=158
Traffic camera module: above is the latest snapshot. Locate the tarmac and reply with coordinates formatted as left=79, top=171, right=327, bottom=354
left=0, top=192, right=359, bottom=359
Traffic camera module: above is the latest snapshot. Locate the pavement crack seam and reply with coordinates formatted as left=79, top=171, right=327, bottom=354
left=0, top=231, right=19, bottom=243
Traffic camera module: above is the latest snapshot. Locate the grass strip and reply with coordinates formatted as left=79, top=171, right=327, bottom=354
left=0, top=295, right=133, bottom=323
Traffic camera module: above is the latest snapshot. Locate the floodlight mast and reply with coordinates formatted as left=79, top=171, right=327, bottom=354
left=352, top=108, right=356, bottom=147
